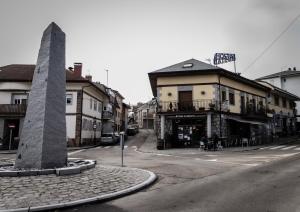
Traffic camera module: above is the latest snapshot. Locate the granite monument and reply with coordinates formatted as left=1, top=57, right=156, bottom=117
left=15, top=22, right=67, bottom=169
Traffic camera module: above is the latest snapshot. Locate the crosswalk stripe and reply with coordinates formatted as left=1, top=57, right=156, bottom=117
left=124, top=145, right=128, bottom=149
left=294, top=147, right=300, bottom=151
left=104, top=146, right=111, bottom=149
left=260, top=146, right=275, bottom=150
left=131, top=146, right=137, bottom=148
left=281, top=146, right=297, bottom=150
left=270, top=145, right=286, bottom=150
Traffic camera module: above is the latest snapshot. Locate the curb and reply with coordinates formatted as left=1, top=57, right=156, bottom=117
left=0, top=168, right=157, bottom=212
left=0, top=145, right=100, bottom=155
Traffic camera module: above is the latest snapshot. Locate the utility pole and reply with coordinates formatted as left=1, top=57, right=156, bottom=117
left=105, top=69, right=109, bottom=87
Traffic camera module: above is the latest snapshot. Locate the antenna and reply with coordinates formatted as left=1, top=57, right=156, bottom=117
left=105, top=69, right=109, bottom=87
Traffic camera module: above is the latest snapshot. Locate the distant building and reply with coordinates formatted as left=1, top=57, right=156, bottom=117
left=148, top=59, right=299, bottom=149
left=136, top=100, right=156, bottom=129
left=257, top=67, right=300, bottom=130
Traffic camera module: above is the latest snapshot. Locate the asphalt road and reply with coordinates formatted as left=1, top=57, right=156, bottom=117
left=2, top=130, right=299, bottom=212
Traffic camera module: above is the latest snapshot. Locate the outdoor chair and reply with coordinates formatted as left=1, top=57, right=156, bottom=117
left=217, top=141, right=223, bottom=150
left=242, top=138, right=249, bottom=147
left=199, top=141, right=205, bottom=150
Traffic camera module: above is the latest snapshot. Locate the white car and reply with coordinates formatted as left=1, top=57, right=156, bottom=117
left=101, top=133, right=118, bottom=145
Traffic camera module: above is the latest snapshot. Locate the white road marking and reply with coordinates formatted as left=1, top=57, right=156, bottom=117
left=259, top=146, right=275, bottom=150
left=131, top=146, right=137, bottom=149
left=281, top=145, right=297, bottom=150
left=104, top=146, right=111, bottom=149
left=270, top=145, right=287, bottom=150
left=124, top=145, right=128, bottom=149
left=205, top=159, right=218, bottom=162
left=68, top=149, right=84, bottom=155
left=294, top=147, right=300, bottom=151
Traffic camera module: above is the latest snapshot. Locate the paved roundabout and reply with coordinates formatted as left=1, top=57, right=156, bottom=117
left=0, top=161, right=156, bottom=212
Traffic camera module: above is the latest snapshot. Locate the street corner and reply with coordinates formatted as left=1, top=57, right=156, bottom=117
left=0, top=165, right=157, bottom=212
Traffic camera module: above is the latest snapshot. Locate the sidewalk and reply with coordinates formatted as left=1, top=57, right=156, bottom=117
left=138, top=133, right=300, bottom=155
left=0, top=162, right=156, bottom=211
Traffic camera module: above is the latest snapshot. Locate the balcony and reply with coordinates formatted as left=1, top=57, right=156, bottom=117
left=241, top=103, right=267, bottom=120
left=0, top=104, right=27, bottom=116
left=158, top=100, right=219, bottom=113
left=102, top=110, right=113, bottom=120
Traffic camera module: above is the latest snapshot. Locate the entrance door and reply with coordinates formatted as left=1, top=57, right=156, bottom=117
left=178, top=91, right=193, bottom=111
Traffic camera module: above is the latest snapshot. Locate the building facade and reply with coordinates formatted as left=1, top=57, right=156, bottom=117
left=136, top=100, right=156, bottom=129
left=148, top=59, right=298, bottom=149
left=257, top=67, right=300, bottom=130
left=0, top=63, right=109, bottom=149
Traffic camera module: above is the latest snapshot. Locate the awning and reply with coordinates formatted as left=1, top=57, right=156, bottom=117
left=225, top=116, right=266, bottom=125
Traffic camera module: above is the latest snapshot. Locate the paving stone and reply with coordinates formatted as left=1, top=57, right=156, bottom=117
left=0, top=165, right=151, bottom=210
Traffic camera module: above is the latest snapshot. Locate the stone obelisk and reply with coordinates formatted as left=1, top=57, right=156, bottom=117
left=15, top=22, right=67, bottom=169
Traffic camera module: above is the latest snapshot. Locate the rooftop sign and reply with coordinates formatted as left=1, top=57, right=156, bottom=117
left=213, top=53, right=236, bottom=65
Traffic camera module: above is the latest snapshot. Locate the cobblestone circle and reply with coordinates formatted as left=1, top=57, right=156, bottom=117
left=0, top=159, right=152, bottom=211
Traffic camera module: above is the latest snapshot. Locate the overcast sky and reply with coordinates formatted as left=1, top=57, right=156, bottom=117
left=1, top=0, right=300, bottom=104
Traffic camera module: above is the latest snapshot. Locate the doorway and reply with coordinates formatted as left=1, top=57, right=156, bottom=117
left=178, top=91, right=193, bottom=111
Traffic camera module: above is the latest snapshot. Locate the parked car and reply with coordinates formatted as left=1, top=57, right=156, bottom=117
left=100, top=133, right=118, bottom=145
left=127, top=126, right=136, bottom=136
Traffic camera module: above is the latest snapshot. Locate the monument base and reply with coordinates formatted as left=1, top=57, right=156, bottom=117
left=0, top=159, right=96, bottom=177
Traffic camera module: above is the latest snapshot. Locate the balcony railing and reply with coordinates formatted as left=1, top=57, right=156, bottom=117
left=158, top=100, right=221, bottom=113
left=241, top=103, right=267, bottom=118
left=102, top=110, right=113, bottom=119
left=0, top=104, right=27, bottom=115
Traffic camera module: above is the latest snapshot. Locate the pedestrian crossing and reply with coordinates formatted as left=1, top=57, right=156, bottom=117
left=260, top=145, right=300, bottom=151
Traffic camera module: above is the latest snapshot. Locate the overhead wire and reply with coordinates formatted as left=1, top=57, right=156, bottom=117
left=242, top=12, right=300, bottom=74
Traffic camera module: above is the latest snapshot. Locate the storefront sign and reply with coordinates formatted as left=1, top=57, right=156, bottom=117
left=168, top=114, right=206, bottom=119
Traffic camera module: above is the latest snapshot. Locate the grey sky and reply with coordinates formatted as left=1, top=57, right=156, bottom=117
left=1, top=0, right=300, bottom=104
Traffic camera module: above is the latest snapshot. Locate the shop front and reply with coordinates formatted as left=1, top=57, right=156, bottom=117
left=160, top=114, right=209, bottom=148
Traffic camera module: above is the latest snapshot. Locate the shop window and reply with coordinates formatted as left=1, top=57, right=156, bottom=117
left=274, top=95, right=279, bottom=106
left=66, top=94, right=73, bottom=105
left=229, top=92, right=235, bottom=105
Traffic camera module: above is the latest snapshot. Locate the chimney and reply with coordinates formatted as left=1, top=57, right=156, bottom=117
left=74, top=63, right=82, bottom=77
left=85, top=75, right=92, bottom=81
left=293, top=67, right=296, bottom=71
left=288, top=67, right=292, bottom=71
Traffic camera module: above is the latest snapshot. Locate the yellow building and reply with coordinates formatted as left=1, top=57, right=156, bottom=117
left=148, top=59, right=298, bottom=149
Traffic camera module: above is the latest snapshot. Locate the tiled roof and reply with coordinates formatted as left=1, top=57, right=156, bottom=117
left=0, top=64, right=88, bottom=82
left=148, top=58, right=269, bottom=97
left=256, top=69, right=300, bottom=80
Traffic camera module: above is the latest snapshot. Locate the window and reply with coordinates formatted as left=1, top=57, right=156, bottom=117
left=229, top=92, right=235, bottom=105
left=274, top=95, right=279, bottom=106
left=98, top=102, right=102, bottom=113
left=12, top=94, right=27, bottom=105
left=282, top=97, right=287, bottom=108
left=90, top=98, right=93, bottom=109
left=66, top=94, right=73, bottom=105
left=183, top=63, right=193, bottom=68
left=94, top=100, right=97, bottom=111
left=221, top=90, right=226, bottom=102
left=289, top=101, right=295, bottom=109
